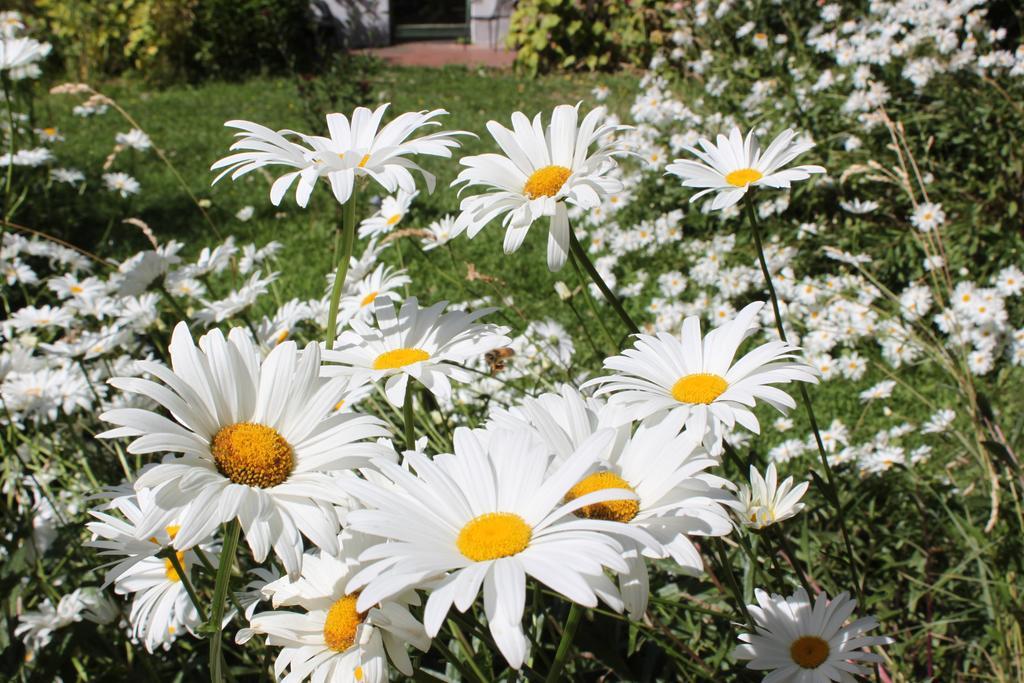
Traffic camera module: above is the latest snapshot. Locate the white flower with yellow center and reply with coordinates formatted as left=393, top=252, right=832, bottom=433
left=238, top=530, right=429, bottom=683
left=302, top=105, right=468, bottom=204
left=735, top=587, right=890, bottom=682
left=99, top=322, right=395, bottom=578
left=494, top=390, right=733, bottom=618
left=212, top=105, right=466, bottom=207
left=421, top=214, right=457, bottom=251
left=324, top=297, right=511, bottom=406
left=335, top=263, right=411, bottom=328
left=342, top=427, right=658, bottom=669
left=85, top=489, right=207, bottom=653
left=451, top=103, right=631, bottom=271
left=358, top=189, right=418, bottom=239
left=736, top=463, right=810, bottom=530
left=585, top=302, right=818, bottom=454
left=665, top=127, right=825, bottom=211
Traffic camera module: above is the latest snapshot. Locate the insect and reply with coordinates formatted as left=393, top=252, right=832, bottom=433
left=484, top=347, right=515, bottom=374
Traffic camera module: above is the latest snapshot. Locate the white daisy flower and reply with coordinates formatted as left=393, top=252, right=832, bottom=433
left=103, top=171, right=140, bottom=198
left=323, top=297, right=511, bottom=406
left=238, top=530, right=430, bottom=683
left=335, top=263, right=411, bottom=328
left=212, top=105, right=467, bottom=207
left=421, top=214, right=457, bottom=251
left=735, top=463, right=810, bottom=529
left=86, top=489, right=207, bottom=652
left=585, top=302, right=818, bottom=454
left=735, top=587, right=890, bottom=682
left=99, top=322, right=394, bottom=578
left=909, top=202, right=945, bottom=232
left=115, top=128, right=152, bottom=151
left=358, top=189, right=418, bottom=239
left=0, top=37, right=51, bottom=71
left=343, top=427, right=657, bottom=669
left=451, top=103, right=630, bottom=271
left=665, top=127, right=824, bottom=211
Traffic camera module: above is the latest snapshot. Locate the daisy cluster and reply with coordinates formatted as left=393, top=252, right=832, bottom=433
left=0, top=93, right=894, bottom=682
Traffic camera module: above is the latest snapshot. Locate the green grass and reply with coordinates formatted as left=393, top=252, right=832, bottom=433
left=34, top=66, right=638, bottom=320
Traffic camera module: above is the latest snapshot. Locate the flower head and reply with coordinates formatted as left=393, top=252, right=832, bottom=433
left=735, top=587, right=891, bottom=681
left=100, top=322, right=394, bottom=577
left=324, top=297, right=511, bottom=406
left=736, top=463, right=809, bottom=529
left=585, top=302, right=818, bottom=454
left=451, top=103, right=630, bottom=271
left=666, top=127, right=824, bottom=211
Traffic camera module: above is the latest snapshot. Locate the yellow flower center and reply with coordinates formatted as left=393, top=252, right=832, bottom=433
left=354, top=666, right=364, bottom=681
left=671, top=373, right=728, bottom=404
left=724, top=168, right=764, bottom=187
left=790, top=635, right=830, bottom=669
left=323, top=594, right=366, bottom=652
left=275, top=329, right=289, bottom=344
left=210, top=423, right=294, bottom=488
left=360, top=291, right=379, bottom=308
left=564, top=471, right=639, bottom=522
left=456, top=512, right=532, bottom=561
left=372, top=348, right=430, bottom=370
left=523, top=165, right=571, bottom=199
left=43, top=127, right=57, bottom=136
left=358, top=154, right=371, bottom=168
left=386, top=214, right=401, bottom=226
left=70, top=285, right=83, bottom=294
left=164, top=551, right=186, bottom=582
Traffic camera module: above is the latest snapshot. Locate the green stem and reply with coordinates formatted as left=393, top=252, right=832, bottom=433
left=208, top=519, right=241, bottom=683
left=569, top=254, right=618, bottom=353
left=434, top=631, right=486, bottom=683
left=447, top=619, right=489, bottom=683
left=742, top=194, right=865, bottom=605
left=164, top=549, right=202, bottom=614
left=568, top=230, right=639, bottom=336
left=402, top=379, right=416, bottom=451
left=712, top=538, right=754, bottom=629
left=194, top=547, right=246, bottom=615
left=545, top=602, right=583, bottom=683
left=774, top=527, right=814, bottom=598
left=2, top=74, right=16, bottom=223
left=325, top=194, right=358, bottom=350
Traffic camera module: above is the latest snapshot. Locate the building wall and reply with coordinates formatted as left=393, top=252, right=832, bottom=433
left=312, top=0, right=390, bottom=48
left=314, top=0, right=514, bottom=48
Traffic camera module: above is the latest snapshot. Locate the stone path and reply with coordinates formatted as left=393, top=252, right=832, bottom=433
left=356, top=41, right=516, bottom=68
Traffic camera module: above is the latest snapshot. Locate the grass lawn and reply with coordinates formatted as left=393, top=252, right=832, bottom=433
left=35, top=66, right=640, bottom=328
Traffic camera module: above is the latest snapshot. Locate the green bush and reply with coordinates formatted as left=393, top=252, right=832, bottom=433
left=30, top=0, right=317, bottom=82
left=506, top=0, right=670, bottom=75
left=185, top=0, right=317, bottom=80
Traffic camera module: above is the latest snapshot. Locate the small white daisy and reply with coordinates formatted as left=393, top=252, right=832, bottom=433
left=324, top=297, right=511, bottom=406
left=665, top=127, right=824, bottom=211
left=735, top=587, right=890, bottom=682
left=585, top=302, right=818, bottom=454
left=451, top=103, right=630, bottom=271
left=735, top=463, right=809, bottom=529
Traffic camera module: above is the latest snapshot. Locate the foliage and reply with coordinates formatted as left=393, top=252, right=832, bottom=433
left=507, top=0, right=670, bottom=75
left=184, top=0, right=317, bottom=81
left=33, top=0, right=196, bottom=80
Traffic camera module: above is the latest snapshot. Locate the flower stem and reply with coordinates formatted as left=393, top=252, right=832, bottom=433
left=545, top=602, right=583, bottom=683
left=208, top=519, right=240, bottom=683
left=569, top=254, right=618, bottom=353
left=568, top=230, right=639, bottom=336
left=325, top=193, right=358, bottom=350
left=741, top=194, right=865, bottom=604
left=164, top=549, right=201, bottom=614
left=2, top=74, right=16, bottom=224
left=402, top=379, right=416, bottom=451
